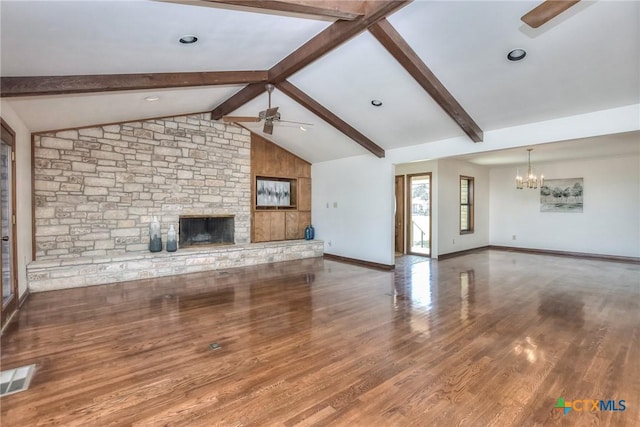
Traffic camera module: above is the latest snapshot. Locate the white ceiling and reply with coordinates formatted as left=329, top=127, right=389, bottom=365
left=1, top=0, right=639, bottom=164
left=452, top=130, right=640, bottom=167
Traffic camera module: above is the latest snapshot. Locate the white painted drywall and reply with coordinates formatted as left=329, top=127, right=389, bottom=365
left=437, top=158, right=490, bottom=256
left=312, top=155, right=395, bottom=266
left=0, top=100, right=33, bottom=299
left=489, top=154, right=640, bottom=257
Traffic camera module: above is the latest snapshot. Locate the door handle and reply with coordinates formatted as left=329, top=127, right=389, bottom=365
left=1, top=236, right=8, bottom=242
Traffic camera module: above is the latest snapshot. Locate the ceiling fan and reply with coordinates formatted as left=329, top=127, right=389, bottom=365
left=521, top=0, right=581, bottom=28
left=222, top=83, right=313, bottom=135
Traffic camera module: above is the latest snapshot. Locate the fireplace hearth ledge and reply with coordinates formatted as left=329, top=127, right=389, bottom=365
left=27, top=240, right=324, bottom=292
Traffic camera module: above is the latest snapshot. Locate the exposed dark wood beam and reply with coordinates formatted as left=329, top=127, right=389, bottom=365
left=204, top=0, right=365, bottom=21
left=1, top=71, right=268, bottom=97
left=211, top=0, right=410, bottom=119
left=268, top=1, right=410, bottom=83
left=276, top=80, right=385, bottom=158
left=368, top=19, right=483, bottom=143
left=521, top=0, right=581, bottom=29
left=210, top=83, right=268, bottom=121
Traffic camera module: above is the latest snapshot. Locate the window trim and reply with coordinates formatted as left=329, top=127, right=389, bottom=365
left=460, top=175, right=474, bottom=234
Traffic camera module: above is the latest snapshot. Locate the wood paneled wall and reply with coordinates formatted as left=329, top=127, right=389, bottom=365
left=251, top=134, right=311, bottom=242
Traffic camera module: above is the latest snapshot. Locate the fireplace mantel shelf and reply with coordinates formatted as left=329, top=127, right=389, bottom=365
left=27, top=240, right=324, bottom=292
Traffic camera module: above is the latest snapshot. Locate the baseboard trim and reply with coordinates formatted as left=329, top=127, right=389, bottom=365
left=489, top=245, right=640, bottom=264
left=323, top=253, right=395, bottom=271
left=18, top=289, right=30, bottom=308
left=437, top=246, right=490, bottom=260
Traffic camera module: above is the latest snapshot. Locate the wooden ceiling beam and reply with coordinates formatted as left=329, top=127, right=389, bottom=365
left=276, top=80, right=385, bottom=158
left=203, top=0, right=365, bottom=21
left=210, top=83, right=268, bottom=120
left=369, top=18, right=483, bottom=142
left=0, top=71, right=268, bottom=97
left=268, top=1, right=410, bottom=83
left=521, top=0, right=581, bottom=29
left=211, top=0, right=410, bottom=120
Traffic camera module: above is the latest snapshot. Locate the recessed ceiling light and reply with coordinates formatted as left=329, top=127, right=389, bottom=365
left=299, top=126, right=307, bottom=132
left=179, top=35, right=198, bottom=44
left=371, top=99, right=383, bottom=107
left=507, top=48, right=527, bottom=62
left=144, top=95, right=160, bottom=102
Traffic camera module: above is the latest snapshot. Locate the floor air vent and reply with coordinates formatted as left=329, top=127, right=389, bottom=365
left=0, top=364, right=36, bottom=397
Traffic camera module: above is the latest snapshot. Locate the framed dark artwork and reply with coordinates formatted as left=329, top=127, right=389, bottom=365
left=256, top=178, right=292, bottom=207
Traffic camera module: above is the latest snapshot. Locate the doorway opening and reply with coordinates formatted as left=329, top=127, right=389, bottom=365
left=407, top=173, right=431, bottom=257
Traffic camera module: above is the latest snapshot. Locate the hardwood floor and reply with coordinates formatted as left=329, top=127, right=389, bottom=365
left=1, top=250, right=639, bottom=426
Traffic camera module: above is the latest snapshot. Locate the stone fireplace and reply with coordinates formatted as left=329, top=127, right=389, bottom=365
left=179, top=215, right=234, bottom=248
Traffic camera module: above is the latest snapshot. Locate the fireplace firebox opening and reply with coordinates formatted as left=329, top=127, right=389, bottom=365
left=179, top=215, right=235, bottom=248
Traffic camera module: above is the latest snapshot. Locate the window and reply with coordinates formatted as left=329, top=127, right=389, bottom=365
left=460, top=176, right=474, bottom=234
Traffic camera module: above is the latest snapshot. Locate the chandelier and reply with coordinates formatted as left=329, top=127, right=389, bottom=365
left=516, top=148, right=543, bottom=189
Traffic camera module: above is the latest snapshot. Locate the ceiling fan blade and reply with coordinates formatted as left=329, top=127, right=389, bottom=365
left=521, top=0, right=581, bottom=28
left=277, top=119, right=314, bottom=126
left=263, top=120, right=274, bottom=135
left=222, top=116, right=261, bottom=123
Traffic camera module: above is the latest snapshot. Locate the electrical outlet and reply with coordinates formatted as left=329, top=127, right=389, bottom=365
left=452, top=239, right=455, bottom=245
left=512, top=235, right=517, bottom=240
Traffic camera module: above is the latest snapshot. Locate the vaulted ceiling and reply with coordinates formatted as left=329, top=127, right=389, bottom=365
left=1, top=0, right=639, bottom=163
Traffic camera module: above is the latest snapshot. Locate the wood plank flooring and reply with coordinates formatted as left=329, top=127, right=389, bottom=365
left=1, top=250, right=639, bottom=426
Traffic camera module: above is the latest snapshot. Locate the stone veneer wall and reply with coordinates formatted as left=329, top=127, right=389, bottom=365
left=33, top=114, right=251, bottom=260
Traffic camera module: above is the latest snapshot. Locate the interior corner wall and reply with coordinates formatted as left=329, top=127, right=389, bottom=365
left=394, top=160, right=439, bottom=258
left=437, top=158, right=490, bottom=256
left=0, top=100, right=32, bottom=299
left=312, top=155, right=395, bottom=266
left=489, top=154, right=640, bottom=257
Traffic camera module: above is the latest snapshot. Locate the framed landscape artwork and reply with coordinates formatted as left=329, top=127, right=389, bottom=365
left=540, top=178, right=583, bottom=213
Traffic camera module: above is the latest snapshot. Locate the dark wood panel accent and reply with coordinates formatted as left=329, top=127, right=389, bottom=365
left=210, top=1, right=409, bottom=119
left=254, top=211, right=271, bottom=242
left=298, top=211, right=311, bottom=236
left=204, top=0, right=365, bottom=20
left=285, top=212, right=299, bottom=240
left=2, top=252, right=640, bottom=424
left=270, top=212, right=286, bottom=241
left=323, top=253, right=395, bottom=270
left=368, top=19, right=483, bottom=143
left=1, top=71, right=268, bottom=97
left=521, top=0, right=581, bottom=28
left=298, top=177, right=311, bottom=211
left=251, top=133, right=311, bottom=242
left=276, top=80, right=385, bottom=158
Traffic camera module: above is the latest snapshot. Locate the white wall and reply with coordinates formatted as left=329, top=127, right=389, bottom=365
left=0, top=101, right=33, bottom=299
left=394, top=160, right=439, bottom=257
left=437, top=158, right=490, bottom=256
left=312, top=155, right=395, bottom=266
left=489, top=154, right=640, bottom=257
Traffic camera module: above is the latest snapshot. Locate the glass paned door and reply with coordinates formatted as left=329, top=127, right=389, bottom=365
left=407, top=174, right=431, bottom=256
left=1, top=129, right=17, bottom=326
